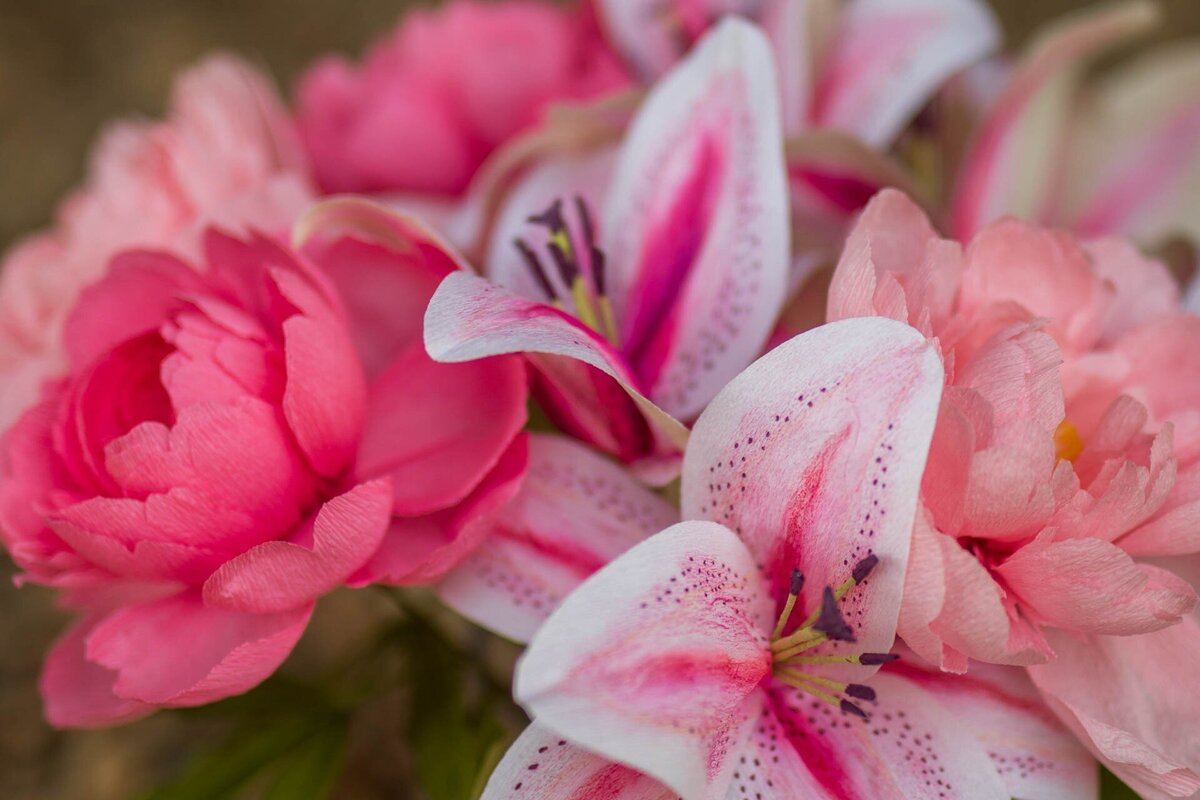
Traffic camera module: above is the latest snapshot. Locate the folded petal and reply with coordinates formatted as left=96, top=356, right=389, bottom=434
left=758, top=671, right=1009, bottom=799
left=682, top=317, right=943, bottom=657
left=437, top=433, right=678, bottom=643
left=814, top=0, right=1000, bottom=147
left=1029, top=622, right=1200, bottom=800
left=480, top=723, right=675, bottom=800
left=424, top=271, right=689, bottom=450
left=353, top=435, right=528, bottom=586
left=203, top=479, right=393, bottom=614
left=357, top=339, right=526, bottom=516
left=516, top=521, right=774, bottom=800
left=997, top=536, right=1197, bottom=636
left=604, top=18, right=790, bottom=420
left=85, top=591, right=312, bottom=708
left=40, top=616, right=154, bottom=728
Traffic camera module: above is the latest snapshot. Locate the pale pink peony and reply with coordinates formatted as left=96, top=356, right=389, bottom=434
left=829, top=188, right=1200, bottom=798
left=293, top=0, right=630, bottom=198
left=0, top=55, right=314, bottom=435
left=0, top=212, right=528, bottom=728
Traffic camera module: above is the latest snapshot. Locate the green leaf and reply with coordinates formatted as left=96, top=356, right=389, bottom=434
left=261, top=723, right=348, bottom=800
left=138, top=714, right=320, bottom=800
left=398, top=609, right=512, bottom=800
left=1099, top=767, right=1142, bottom=799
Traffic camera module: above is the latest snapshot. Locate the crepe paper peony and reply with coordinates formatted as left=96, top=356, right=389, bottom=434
left=0, top=55, right=313, bottom=436
left=0, top=211, right=528, bottom=727
left=949, top=0, right=1200, bottom=254
left=294, top=0, right=629, bottom=199
left=829, top=187, right=1200, bottom=797
left=423, top=18, right=789, bottom=475
left=481, top=317, right=1096, bottom=800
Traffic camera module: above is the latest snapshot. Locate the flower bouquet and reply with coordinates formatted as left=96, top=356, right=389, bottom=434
left=1, top=1, right=1198, bottom=798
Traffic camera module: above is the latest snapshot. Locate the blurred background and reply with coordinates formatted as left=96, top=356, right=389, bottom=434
left=0, top=1, right=1196, bottom=797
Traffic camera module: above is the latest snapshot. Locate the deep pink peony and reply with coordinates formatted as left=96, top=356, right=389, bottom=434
left=829, top=188, right=1200, bottom=797
left=0, top=56, right=314, bottom=435
left=294, top=0, right=630, bottom=197
left=0, top=210, right=528, bottom=728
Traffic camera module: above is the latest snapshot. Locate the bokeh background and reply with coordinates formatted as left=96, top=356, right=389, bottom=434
left=0, top=1, right=1197, bottom=797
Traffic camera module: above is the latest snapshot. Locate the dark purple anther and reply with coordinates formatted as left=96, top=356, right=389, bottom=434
left=789, top=568, right=805, bottom=596
left=858, top=652, right=899, bottom=666
left=840, top=700, right=869, bottom=719
left=852, top=554, right=879, bottom=583
left=845, top=684, right=876, bottom=702
left=813, top=586, right=855, bottom=642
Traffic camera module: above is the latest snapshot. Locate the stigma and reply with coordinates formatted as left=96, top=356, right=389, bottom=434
left=769, top=554, right=896, bottom=720
left=513, top=196, right=619, bottom=345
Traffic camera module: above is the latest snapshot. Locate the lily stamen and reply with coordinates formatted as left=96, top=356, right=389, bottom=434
left=519, top=197, right=620, bottom=346
left=768, top=555, right=891, bottom=720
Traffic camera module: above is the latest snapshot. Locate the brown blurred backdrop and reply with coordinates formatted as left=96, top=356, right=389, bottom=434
left=0, top=1, right=1197, bottom=798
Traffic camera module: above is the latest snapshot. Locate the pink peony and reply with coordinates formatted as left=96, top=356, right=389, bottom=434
left=829, top=188, right=1200, bottom=797
left=293, top=0, right=630, bottom=197
left=0, top=56, right=314, bottom=435
left=0, top=210, right=528, bottom=728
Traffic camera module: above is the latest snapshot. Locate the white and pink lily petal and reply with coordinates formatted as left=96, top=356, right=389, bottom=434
left=948, top=1, right=1161, bottom=239
left=682, top=316, right=944, bottom=665
left=496, top=318, right=948, bottom=798
left=435, top=433, right=679, bottom=643
left=424, top=17, right=790, bottom=445
left=595, top=0, right=999, bottom=146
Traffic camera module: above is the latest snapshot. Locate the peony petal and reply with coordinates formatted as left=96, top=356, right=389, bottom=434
left=516, top=521, right=774, bottom=800
left=436, top=433, right=678, bottom=643
left=62, top=250, right=207, bottom=370
left=758, top=671, right=1009, bottom=799
left=280, top=292, right=367, bottom=479
left=996, top=536, right=1197, bottom=636
left=203, top=479, right=393, bottom=614
left=603, top=18, right=790, bottom=420
left=40, top=616, right=154, bottom=729
left=814, top=0, right=1000, bottom=147
left=85, top=591, right=311, bottom=707
left=353, top=435, right=528, bottom=586
left=1029, top=622, right=1200, bottom=800
left=479, top=723, right=675, bottom=800
left=357, top=340, right=526, bottom=516
left=424, top=270, right=689, bottom=450
left=681, top=317, right=943, bottom=660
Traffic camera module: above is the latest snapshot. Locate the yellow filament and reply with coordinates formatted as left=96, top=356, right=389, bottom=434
left=773, top=633, right=827, bottom=663
left=1055, top=420, right=1085, bottom=462
left=774, top=673, right=843, bottom=708
left=782, top=654, right=862, bottom=666
left=570, top=278, right=600, bottom=331
left=778, top=669, right=847, bottom=695
left=772, top=593, right=800, bottom=640
left=771, top=626, right=825, bottom=653
left=598, top=296, right=619, bottom=346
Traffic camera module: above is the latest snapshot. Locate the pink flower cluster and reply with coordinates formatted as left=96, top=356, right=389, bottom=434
left=2, top=1, right=1199, bottom=798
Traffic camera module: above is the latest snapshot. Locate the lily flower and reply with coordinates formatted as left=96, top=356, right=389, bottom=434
left=424, top=19, right=790, bottom=472
left=479, top=317, right=1096, bottom=799
left=948, top=1, right=1200, bottom=254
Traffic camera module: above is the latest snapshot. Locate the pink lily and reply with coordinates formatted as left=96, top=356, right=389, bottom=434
left=424, top=19, right=790, bottom=471
left=595, top=0, right=999, bottom=285
left=949, top=1, right=1200, bottom=253
left=479, top=317, right=1096, bottom=799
